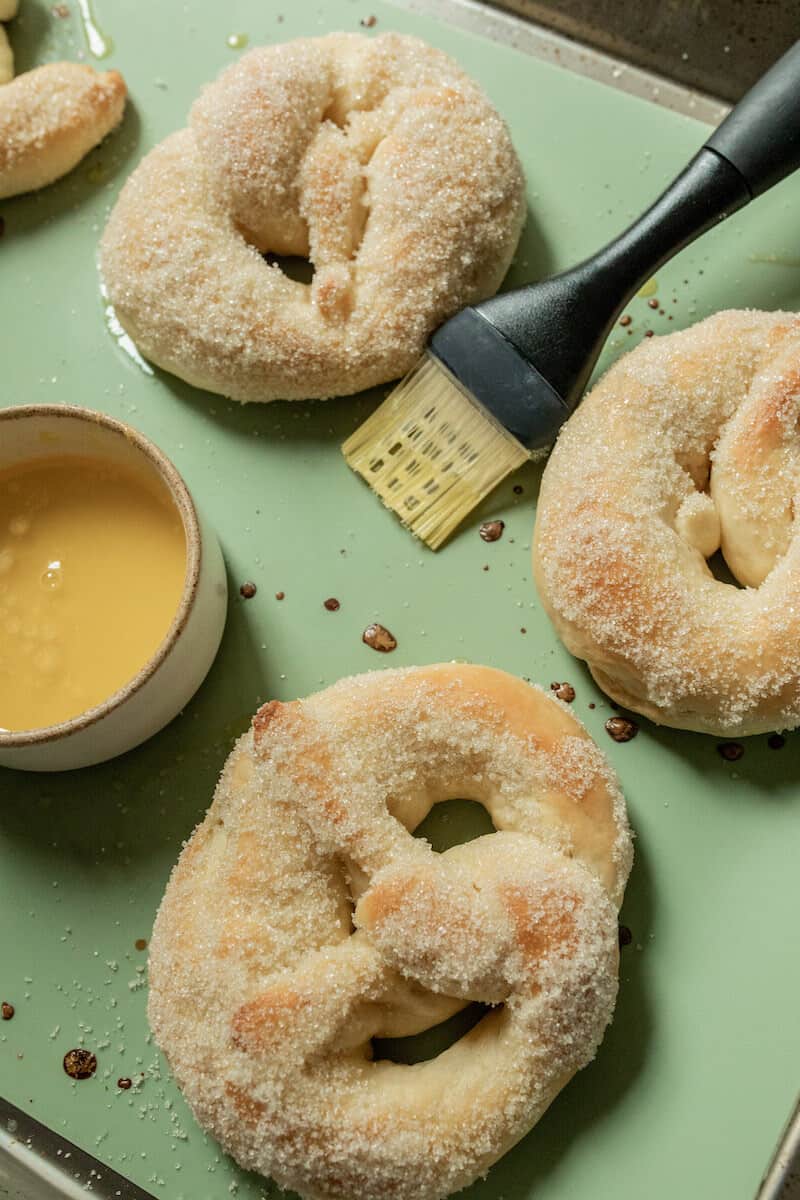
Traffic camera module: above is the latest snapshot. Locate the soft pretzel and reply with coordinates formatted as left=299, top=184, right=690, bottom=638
left=534, top=309, right=800, bottom=736
left=0, top=60, right=126, bottom=199
left=100, top=33, right=525, bottom=402
left=148, top=664, right=632, bottom=1200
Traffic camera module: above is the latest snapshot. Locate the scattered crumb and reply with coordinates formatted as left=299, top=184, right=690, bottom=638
left=605, top=716, right=638, bottom=743
left=479, top=520, right=505, bottom=543
left=362, top=623, right=397, bottom=652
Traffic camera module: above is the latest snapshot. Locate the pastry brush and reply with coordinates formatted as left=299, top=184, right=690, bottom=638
left=343, top=40, right=800, bottom=549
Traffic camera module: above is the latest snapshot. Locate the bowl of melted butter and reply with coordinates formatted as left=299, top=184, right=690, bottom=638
left=0, top=406, right=227, bottom=771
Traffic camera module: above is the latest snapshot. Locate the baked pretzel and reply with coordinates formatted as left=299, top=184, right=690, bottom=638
left=534, top=309, right=800, bottom=735
left=0, top=53, right=126, bottom=199
left=148, top=664, right=632, bottom=1200
left=100, top=33, right=526, bottom=402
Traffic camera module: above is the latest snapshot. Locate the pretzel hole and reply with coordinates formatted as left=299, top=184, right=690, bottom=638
left=371, top=1001, right=493, bottom=1065
left=263, top=253, right=315, bottom=285
left=412, top=798, right=495, bottom=853
left=706, top=550, right=745, bottom=589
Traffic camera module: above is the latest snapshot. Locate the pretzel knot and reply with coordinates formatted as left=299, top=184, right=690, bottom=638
left=0, top=0, right=126, bottom=202
left=100, top=33, right=526, bottom=402
left=535, top=310, right=800, bottom=736
left=148, top=665, right=632, bottom=1200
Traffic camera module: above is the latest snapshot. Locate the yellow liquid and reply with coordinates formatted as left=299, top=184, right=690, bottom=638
left=0, top=455, right=186, bottom=731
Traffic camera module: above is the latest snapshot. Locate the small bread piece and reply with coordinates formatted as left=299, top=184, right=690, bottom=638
left=100, top=33, right=525, bottom=402
left=149, top=664, right=632, bottom=1200
left=534, top=309, right=800, bottom=736
left=0, top=62, right=126, bottom=199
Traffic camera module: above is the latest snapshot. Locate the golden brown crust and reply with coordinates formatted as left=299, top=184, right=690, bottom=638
left=534, top=310, right=800, bottom=735
left=148, top=664, right=632, bottom=1200
left=0, top=62, right=126, bottom=199
left=100, top=33, right=525, bottom=402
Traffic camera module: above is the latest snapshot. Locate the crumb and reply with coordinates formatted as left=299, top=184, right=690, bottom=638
left=479, top=520, right=505, bottom=543
left=362, top=623, right=397, bottom=652
left=605, top=716, right=638, bottom=743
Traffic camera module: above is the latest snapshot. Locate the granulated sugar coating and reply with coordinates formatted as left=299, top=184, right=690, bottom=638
left=0, top=62, right=126, bottom=199
left=100, top=33, right=525, bottom=402
left=148, top=664, right=632, bottom=1200
left=534, top=310, right=800, bottom=737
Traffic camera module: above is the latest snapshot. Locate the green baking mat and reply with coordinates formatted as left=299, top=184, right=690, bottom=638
left=1, top=2, right=798, bottom=1197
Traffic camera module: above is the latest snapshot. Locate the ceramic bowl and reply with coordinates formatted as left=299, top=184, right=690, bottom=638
left=0, top=405, right=227, bottom=772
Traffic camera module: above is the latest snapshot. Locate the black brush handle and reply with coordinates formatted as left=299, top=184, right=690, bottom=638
left=707, top=39, right=800, bottom=197
left=470, top=38, right=800, bottom=444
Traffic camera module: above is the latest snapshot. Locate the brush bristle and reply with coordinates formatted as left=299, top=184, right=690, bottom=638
left=342, top=354, right=528, bottom=549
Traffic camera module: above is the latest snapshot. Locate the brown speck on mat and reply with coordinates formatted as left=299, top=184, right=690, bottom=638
left=362, top=623, right=397, bottom=652
left=605, top=716, right=638, bottom=743
left=479, top=520, right=505, bottom=543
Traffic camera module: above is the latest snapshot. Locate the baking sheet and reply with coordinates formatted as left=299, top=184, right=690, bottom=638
left=1, top=2, right=799, bottom=1198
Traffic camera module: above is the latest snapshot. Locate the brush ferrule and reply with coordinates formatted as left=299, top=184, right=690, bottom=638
left=429, top=307, right=569, bottom=452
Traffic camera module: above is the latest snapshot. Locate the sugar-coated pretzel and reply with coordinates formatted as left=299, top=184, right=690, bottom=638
left=0, top=58, right=126, bottom=199
left=534, top=310, right=800, bottom=736
left=100, top=33, right=526, bottom=402
left=148, top=664, right=632, bottom=1200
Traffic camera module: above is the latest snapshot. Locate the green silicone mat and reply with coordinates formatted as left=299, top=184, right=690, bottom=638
left=1, top=2, right=799, bottom=1197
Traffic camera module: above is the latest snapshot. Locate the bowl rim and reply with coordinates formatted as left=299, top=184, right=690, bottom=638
left=0, top=404, right=202, bottom=748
